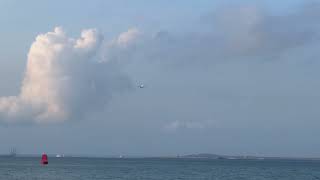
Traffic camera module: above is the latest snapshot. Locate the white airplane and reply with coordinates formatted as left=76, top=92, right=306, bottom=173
left=138, top=84, right=145, bottom=88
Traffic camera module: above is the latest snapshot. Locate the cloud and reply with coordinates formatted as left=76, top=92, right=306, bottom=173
left=209, top=4, right=320, bottom=58
left=164, top=120, right=215, bottom=131
left=111, top=3, right=320, bottom=134
left=0, top=27, right=134, bottom=124
left=115, top=28, right=141, bottom=48
left=121, top=3, right=320, bottom=68
left=2, top=3, right=320, bottom=126
left=101, top=28, right=142, bottom=63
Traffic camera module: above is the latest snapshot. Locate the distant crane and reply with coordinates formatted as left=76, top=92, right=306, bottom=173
left=9, top=147, right=17, bottom=157
left=0, top=148, right=17, bottom=157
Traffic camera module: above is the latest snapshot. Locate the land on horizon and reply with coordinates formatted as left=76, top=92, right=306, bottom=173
left=2, top=153, right=320, bottom=161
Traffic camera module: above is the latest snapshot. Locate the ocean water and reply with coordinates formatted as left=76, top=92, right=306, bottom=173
left=1, top=157, right=320, bottom=180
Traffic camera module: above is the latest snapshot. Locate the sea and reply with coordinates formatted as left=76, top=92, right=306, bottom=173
left=1, top=157, right=320, bottom=180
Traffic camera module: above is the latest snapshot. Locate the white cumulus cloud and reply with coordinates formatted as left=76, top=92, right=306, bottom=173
left=0, top=27, right=133, bottom=124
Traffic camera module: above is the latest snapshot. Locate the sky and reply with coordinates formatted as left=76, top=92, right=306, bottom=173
left=0, top=0, right=319, bottom=157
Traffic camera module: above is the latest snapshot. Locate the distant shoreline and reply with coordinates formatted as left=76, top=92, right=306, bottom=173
left=1, top=153, right=320, bottom=161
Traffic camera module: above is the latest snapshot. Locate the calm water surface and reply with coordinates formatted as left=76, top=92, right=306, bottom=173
left=1, top=157, right=320, bottom=180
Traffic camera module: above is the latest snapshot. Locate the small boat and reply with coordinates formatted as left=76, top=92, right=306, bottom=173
left=41, top=153, right=48, bottom=165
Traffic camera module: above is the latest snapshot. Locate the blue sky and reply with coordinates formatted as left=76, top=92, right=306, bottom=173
left=0, top=0, right=319, bottom=157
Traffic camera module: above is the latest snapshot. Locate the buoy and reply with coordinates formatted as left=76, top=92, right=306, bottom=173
left=41, top=153, right=48, bottom=165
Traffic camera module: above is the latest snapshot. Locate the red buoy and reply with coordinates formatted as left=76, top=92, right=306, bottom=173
left=41, top=153, right=48, bottom=165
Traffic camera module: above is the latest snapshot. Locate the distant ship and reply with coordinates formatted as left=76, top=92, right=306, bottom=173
left=0, top=148, right=17, bottom=158
left=9, top=148, right=17, bottom=157
left=56, top=154, right=65, bottom=158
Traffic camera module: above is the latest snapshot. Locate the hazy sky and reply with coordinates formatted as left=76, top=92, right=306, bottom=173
left=0, top=0, right=319, bottom=157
